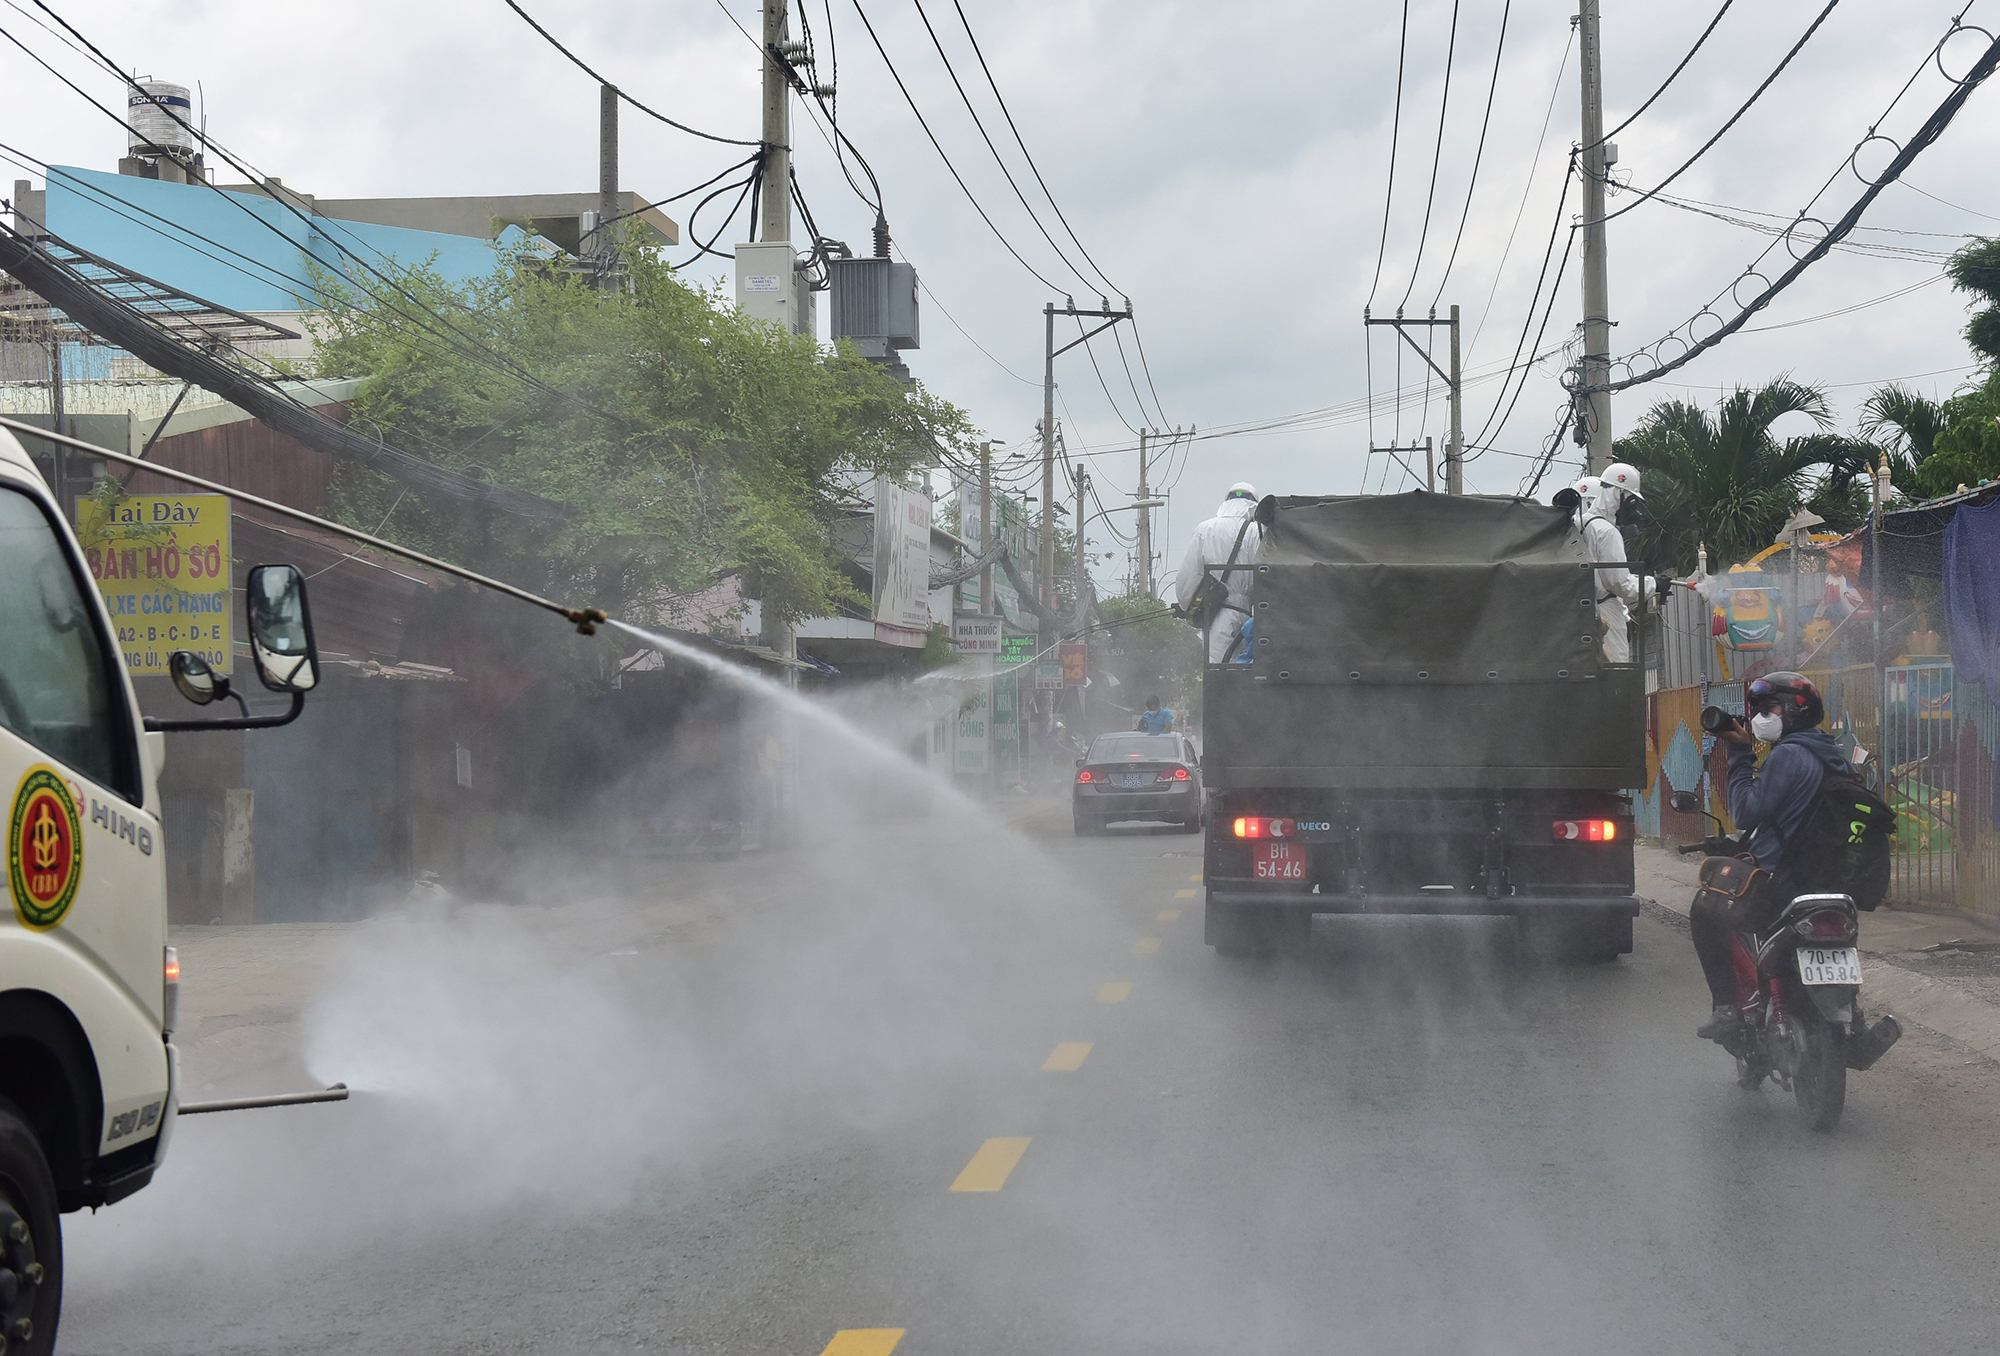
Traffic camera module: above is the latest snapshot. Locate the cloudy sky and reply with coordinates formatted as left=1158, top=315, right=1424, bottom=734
left=5, top=0, right=1997, bottom=594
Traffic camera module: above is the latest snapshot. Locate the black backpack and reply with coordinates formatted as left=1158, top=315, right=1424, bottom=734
left=1788, top=765, right=1895, bottom=910
left=1185, top=518, right=1257, bottom=631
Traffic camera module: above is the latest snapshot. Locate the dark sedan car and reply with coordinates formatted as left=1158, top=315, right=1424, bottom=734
left=1073, top=732, right=1205, bottom=835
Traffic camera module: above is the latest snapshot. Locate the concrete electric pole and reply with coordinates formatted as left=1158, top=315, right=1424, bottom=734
left=1040, top=298, right=1134, bottom=646
left=979, top=442, right=995, bottom=618
left=1446, top=303, right=1464, bottom=494
left=1074, top=467, right=1089, bottom=634
left=1577, top=0, right=1614, bottom=472
left=761, top=0, right=791, bottom=245
left=1136, top=430, right=1153, bottom=596
left=1364, top=310, right=1462, bottom=493
left=597, top=83, right=619, bottom=289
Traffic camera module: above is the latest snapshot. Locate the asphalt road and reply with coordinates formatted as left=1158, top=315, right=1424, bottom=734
left=57, top=801, right=2000, bottom=1354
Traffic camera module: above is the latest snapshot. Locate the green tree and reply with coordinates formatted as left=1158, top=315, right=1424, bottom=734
left=1614, top=378, right=1875, bottom=572
left=309, top=246, right=973, bottom=627
left=1948, top=236, right=2000, bottom=364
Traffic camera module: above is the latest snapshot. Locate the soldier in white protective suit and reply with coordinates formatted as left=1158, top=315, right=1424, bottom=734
left=1580, top=462, right=1657, bottom=663
left=1175, top=482, right=1263, bottom=664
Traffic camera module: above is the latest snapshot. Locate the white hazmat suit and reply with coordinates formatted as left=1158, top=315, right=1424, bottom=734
left=1579, top=464, right=1654, bottom=664
left=1175, top=485, right=1262, bottom=664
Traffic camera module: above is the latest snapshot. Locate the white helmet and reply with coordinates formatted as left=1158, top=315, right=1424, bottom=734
left=1225, top=481, right=1258, bottom=502
left=1572, top=474, right=1602, bottom=507
left=1600, top=462, right=1643, bottom=500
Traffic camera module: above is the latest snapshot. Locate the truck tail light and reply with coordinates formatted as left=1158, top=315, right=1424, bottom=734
left=163, top=945, right=180, bottom=1036
left=1233, top=816, right=1295, bottom=839
left=1552, top=819, right=1618, bottom=842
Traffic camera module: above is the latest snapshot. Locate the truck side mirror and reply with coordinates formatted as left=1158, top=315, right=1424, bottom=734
left=245, top=564, right=320, bottom=693
left=1668, top=790, right=1700, bottom=813
left=169, top=651, right=226, bottom=706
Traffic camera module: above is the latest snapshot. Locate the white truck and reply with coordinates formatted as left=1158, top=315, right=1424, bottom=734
left=0, top=426, right=320, bottom=1354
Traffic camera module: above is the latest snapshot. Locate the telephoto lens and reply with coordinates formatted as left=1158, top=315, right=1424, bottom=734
left=1699, top=705, right=1735, bottom=734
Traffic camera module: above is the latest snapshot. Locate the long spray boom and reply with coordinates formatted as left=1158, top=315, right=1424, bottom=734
left=0, top=415, right=608, bottom=635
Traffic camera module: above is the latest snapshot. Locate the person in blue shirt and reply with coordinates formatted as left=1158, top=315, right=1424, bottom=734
left=1692, top=671, right=1855, bottom=1041
left=1135, top=695, right=1175, bottom=734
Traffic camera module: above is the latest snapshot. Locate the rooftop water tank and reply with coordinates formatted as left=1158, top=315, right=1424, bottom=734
left=127, top=80, right=196, bottom=159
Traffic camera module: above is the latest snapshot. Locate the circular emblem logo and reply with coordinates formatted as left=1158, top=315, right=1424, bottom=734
left=9, top=766, right=83, bottom=930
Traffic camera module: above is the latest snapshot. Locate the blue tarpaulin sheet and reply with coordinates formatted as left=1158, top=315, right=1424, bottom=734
left=1944, top=498, right=2000, bottom=689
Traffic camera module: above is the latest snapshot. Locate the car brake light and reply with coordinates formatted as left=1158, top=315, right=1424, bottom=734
left=1233, top=816, right=1294, bottom=839
left=1553, top=819, right=1618, bottom=842
left=1156, top=767, right=1191, bottom=782
left=163, top=945, right=180, bottom=1036
left=1077, top=769, right=1093, bottom=783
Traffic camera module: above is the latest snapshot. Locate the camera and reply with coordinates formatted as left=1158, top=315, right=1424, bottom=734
left=1699, top=705, right=1740, bottom=735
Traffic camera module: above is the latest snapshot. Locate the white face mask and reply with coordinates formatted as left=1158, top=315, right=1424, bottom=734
left=1750, top=711, right=1785, bottom=743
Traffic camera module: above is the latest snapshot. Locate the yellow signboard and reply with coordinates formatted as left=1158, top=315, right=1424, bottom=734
left=73, top=494, right=232, bottom=675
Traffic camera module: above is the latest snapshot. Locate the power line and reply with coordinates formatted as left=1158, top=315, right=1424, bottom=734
left=1588, top=19, right=2000, bottom=394
left=1593, top=0, right=1841, bottom=227
left=1464, top=222, right=1574, bottom=462
left=1398, top=0, right=1461, bottom=311
left=1466, top=21, right=1573, bottom=362
left=1366, top=0, right=1411, bottom=310
left=1468, top=152, right=1575, bottom=451
left=499, top=0, right=761, bottom=146
left=847, top=0, right=1065, bottom=292
left=1431, top=0, right=1510, bottom=310
left=1586, top=0, right=1734, bottom=151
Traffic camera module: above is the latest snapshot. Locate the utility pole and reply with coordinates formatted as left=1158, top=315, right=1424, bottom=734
left=1136, top=430, right=1153, bottom=596
left=1577, top=0, right=1614, bottom=471
left=596, top=83, right=619, bottom=289
left=979, top=442, right=994, bottom=617
left=760, top=0, right=791, bottom=244
left=756, top=0, right=795, bottom=676
left=1446, top=303, right=1464, bottom=494
left=1074, top=466, right=1089, bottom=635
left=1364, top=310, right=1461, bottom=492
left=1040, top=297, right=1134, bottom=649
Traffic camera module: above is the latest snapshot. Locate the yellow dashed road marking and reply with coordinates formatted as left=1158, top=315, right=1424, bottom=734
left=1157, top=909, right=1181, bottom=922
left=951, top=1137, right=1031, bottom=1192
left=1042, top=1041, right=1093, bottom=1071
left=1133, top=937, right=1162, bottom=955
left=1189, top=872, right=1203, bottom=881
left=1175, top=888, right=1197, bottom=899
left=820, top=1331, right=906, bottom=1356
left=1098, top=981, right=1133, bottom=1003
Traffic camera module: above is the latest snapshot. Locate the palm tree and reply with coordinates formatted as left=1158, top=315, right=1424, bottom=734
left=1613, top=378, right=1877, bottom=573
left=1859, top=383, right=1947, bottom=498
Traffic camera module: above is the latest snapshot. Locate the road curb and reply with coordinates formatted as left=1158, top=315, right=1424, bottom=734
left=1638, top=847, right=2000, bottom=1062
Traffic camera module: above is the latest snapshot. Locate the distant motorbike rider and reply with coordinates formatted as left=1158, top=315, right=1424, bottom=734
left=1580, top=462, right=1659, bottom=663
left=1692, top=672, right=1857, bottom=1040
left=1175, top=483, right=1263, bottom=664
left=1136, top=695, right=1175, bottom=734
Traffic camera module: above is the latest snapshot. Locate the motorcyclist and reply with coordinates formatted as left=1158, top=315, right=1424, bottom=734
left=1692, top=671, right=1857, bottom=1040
left=1135, top=695, right=1175, bottom=734
left=1174, top=482, right=1262, bottom=664
left=1580, top=462, right=1658, bottom=663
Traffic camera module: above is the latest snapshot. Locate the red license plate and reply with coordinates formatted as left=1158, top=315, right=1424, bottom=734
left=1253, top=840, right=1306, bottom=880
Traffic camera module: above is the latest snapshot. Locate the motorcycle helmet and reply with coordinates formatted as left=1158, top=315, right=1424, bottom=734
left=1746, top=671, right=1824, bottom=733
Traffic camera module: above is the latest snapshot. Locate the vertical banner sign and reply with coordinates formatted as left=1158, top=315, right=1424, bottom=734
left=872, top=477, right=933, bottom=647
left=954, top=686, right=989, bottom=775
left=991, top=668, right=1020, bottom=783
left=74, top=494, right=232, bottom=674
left=1059, top=642, right=1087, bottom=687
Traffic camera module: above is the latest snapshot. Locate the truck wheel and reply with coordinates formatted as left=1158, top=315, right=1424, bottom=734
left=0, top=1101, right=60, bottom=1356
left=1518, top=915, right=1630, bottom=964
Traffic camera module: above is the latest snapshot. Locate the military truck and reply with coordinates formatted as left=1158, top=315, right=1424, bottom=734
left=0, top=426, right=321, bottom=1354
left=1199, top=492, right=1644, bottom=960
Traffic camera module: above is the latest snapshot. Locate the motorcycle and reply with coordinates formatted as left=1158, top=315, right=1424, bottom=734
left=1669, top=791, right=1903, bottom=1132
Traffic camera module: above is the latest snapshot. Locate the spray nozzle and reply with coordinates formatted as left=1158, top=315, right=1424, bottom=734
left=564, top=606, right=609, bottom=636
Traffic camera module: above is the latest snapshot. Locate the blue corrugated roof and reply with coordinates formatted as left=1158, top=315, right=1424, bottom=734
left=45, top=164, right=508, bottom=314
